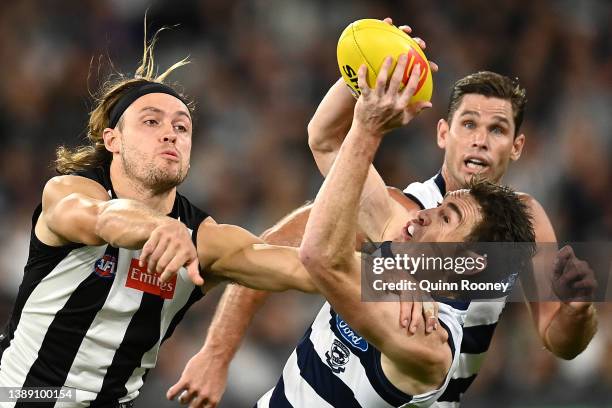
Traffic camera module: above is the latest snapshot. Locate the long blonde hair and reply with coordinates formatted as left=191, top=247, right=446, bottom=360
left=55, top=26, right=192, bottom=174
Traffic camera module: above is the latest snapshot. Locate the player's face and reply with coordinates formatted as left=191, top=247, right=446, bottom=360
left=437, top=94, right=525, bottom=187
left=400, top=190, right=482, bottom=243
left=115, top=93, right=192, bottom=192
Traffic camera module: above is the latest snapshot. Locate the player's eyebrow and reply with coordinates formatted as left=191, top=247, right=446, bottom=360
left=447, top=201, right=463, bottom=222
left=491, top=115, right=511, bottom=127
left=459, top=110, right=480, bottom=118
left=139, top=106, right=192, bottom=122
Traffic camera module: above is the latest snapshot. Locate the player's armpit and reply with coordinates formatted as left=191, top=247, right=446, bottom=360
left=37, top=175, right=111, bottom=247
left=198, top=223, right=317, bottom=293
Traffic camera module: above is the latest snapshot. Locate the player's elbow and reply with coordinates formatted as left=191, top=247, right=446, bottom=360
left=299, top=243, right=348, bottom=277
left=94, top=201, right=122, bottom=246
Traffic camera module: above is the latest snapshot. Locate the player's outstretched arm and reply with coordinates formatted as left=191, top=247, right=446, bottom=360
left=523, top=195, right=597, bottom=359
left=198, top=221, right=316, bottom=293
left=301, top=58, right=449, bottom=393
left=37, top=175, right=201, bottom=284
left=168, top=204, right=313, bottom=408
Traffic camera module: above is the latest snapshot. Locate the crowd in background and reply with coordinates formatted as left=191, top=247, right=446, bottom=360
left=0, top=0, right=610, bottom=406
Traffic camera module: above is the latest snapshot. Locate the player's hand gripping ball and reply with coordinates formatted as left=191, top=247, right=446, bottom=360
left=337, top=19, right=433, bottom=103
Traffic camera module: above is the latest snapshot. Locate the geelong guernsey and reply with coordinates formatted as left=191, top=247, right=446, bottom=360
left=404, top=173, right=507, bottom=407
left=257, top=298, right=466, bottom=407
left=0, top=166, right=209, bottom=407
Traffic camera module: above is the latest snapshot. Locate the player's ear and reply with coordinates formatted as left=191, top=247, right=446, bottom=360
left=510, top=133, right=525, bottom=161
left=103, top=128, right=121, bottom=154
left=437, top=119, right=449, bottom=149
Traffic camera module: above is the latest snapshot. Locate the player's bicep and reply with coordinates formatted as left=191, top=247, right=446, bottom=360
left=38, top=176, right=110, bottom=246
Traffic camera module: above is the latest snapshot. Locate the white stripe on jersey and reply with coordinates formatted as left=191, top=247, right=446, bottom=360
left=403, top=176, right=444, bottom=209
left=258, top=301, right=465, bottom=408
left=0, top=238, right=199, bottom=406
left=65, top=247, right=145, bottom=403
left=281, top=350, right=333, bottom=408
left=0, top=245, right=107, bottom=392
left=463, top=300, right=506, bottom=327
left=309, top=303, right=394, bottom=408
left=452, top=353, right=487, bottom=379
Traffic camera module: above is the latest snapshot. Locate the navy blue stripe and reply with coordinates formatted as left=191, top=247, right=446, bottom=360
left=403, top=193, right=426, bottom=210
left=460, top=323, right=497, bottom=354
left=267, top=375, right=294, bottom=408
left=90, top=293, right=164, bottom=406
left=161, top=287, right=204, bottom=344
left=434, top=172, right=446, bottom=196
left=437, top=374, right=476, bottom=402
left=437, top=319, right=456, bottom=360
left=379, top=241, right=394, bottom=258
left=328, top=310, right=413, bottom=406
left=296, top=328, right=362, bottom=408
left=16, top=245, right=118, bottom=408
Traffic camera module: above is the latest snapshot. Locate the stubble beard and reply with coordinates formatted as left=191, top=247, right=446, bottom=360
left=121, top=149, right=187, bottom=195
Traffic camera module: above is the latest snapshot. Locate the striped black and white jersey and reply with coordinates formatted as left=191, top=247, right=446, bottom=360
left=0, top=166, right=210, bottom=407
left=256, top=300, right=466, bottom=408
left=403, top=173, right=507, bottom=407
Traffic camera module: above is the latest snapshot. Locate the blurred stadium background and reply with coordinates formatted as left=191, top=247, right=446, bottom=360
left=0, top=0, right=610, bottom=406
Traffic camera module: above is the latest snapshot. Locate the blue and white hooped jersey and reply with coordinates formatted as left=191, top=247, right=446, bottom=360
left=404, top=173, right=508, bottom=407
left=256, top=301, right=466, bottom=408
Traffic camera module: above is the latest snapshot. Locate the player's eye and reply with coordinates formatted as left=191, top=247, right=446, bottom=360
left=144, top=119, right=158, bottom=126
left=174, top=124, right=188, bottom=132
left=490, top=126, right=505, bottom=134
left=463, top=120, right=475, bottom=129
left=443, top=214, right=450, bottom=223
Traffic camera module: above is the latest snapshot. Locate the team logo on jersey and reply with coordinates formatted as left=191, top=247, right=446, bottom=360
left=125, top=258, right=176, bottom=299
left=325, top=339, right=350, bottom=373
left=93, top=255, right=117, bottom=278
left=335, top=315, right=368, bottom=352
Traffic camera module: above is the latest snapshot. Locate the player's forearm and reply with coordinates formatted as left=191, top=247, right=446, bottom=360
left=95, top=199, right=170, bottom=249
left=302, top=124, right=381, bottom=269
left=211, top=244, right=316, bottom=293
left=307, top=78, right=355, bottom=175
left=200, top=285, right=270, bottom=363
left=544, top=303, right=597, bottom=359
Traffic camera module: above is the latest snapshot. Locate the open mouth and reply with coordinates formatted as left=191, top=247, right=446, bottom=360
left=464, top=158, right=488, bottom=171
left=402, top=222, right=416, bottom=241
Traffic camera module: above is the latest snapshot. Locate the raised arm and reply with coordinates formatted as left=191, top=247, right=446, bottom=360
left=36, top=174, right=200, bottom=283
left=168, top=204, right=312, bottom=407
left=523, top=195, right=597, bottom=359
left=307, top=20, right=431, bottom=241
left=300, top=58, right=450, bottom=392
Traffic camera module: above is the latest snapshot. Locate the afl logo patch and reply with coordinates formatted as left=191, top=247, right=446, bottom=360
left=94, top=255, right=117, bottom=278
left=325, top=339, right=350, bottom=373
left=336, top=315, right=368, bottom=352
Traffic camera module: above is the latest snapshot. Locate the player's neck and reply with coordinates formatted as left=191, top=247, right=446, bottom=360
left=109, top=162, right=176, bottom=214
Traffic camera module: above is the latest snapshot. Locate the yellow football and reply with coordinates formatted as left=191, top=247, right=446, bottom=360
left=337, top=19, right=433, bottom=103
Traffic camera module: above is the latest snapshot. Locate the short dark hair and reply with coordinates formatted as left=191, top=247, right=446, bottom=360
left=466, top=179, right=534, bottom=244
left=447, top=71, right=527, bottom=137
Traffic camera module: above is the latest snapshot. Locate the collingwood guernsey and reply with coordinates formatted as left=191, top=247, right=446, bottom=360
left=256, top=300, right=466, bottom=408
left=0, top=166, right=209, bottom=407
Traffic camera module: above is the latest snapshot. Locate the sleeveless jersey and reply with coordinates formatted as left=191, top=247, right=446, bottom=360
left=256, top=299, right=466, bottom=407
left=0, top=166, right=210, bottom=407
left=404, top=173, right=507, bottom=407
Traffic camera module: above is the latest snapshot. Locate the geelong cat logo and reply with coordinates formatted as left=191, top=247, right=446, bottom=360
left=325, top=339, right=350, bottom=373
left=335, top=315, right=368, bottom=352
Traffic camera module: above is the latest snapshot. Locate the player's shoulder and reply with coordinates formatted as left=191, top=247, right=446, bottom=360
left=515, top=192, right=548, bottom=215
left=175, top=191, right=213, bottom=230
left=42, top=174, right=109, bottom=203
